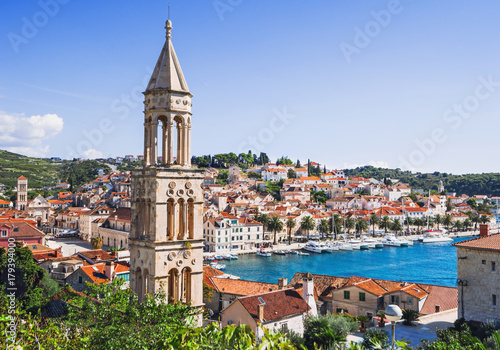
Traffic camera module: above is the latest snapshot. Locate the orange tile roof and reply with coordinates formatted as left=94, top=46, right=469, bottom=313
left=453, top=233, right=500, bottom=251
left=18, top=175, right=27, bottom=180
left=237, top=289, right=310, bottom=323
left=210, top=278, right=279, bottom=296
left=353, top=279, right=387, bottom=296
left=203, top=265, right=224, bottom=289
left=420, top=285, right=458, bottom=315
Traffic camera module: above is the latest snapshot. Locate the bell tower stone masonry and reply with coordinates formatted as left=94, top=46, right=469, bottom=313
left=129, top=20, right=204, bottom=318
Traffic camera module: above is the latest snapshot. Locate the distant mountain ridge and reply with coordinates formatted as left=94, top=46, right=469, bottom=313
left=344, top=166, right=500, bottom=197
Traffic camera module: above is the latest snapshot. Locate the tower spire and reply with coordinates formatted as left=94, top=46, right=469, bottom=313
left=165, top=18, right=172, bottom=39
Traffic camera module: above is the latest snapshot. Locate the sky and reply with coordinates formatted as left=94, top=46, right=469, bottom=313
left=1, top=1, right=500, bottom=174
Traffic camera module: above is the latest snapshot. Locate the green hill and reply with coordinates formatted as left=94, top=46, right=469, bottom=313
left=0, top=150, right=63, bottom=188
left=344, top=165, right=500, bottom=197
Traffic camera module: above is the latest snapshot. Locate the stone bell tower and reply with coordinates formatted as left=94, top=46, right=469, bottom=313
left=130, top=20, right=204, bottom=316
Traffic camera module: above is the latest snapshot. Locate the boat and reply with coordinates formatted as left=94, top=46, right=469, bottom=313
left=349, top=239, right=368, bottom=250
left=288, top=250, right=298, bottom=255
left=297, top=251, right=310, bottom=256
left=210, top=262, right=226, bottom=270
left=400, top=238, right=414, bottom=246
left=325, top=241, right=341, bottom=251
left=381, top=235, right=408, bottom=247
left=421, top=231, right=453, bottom=243
left=360, top=237, right=379, bottom=249
left=303, top=241, right=325, bottom=253
left=256, top=249, right=272, bottom=257
left=338, top=242, right=354, bottom=251
left=273, top=250, right=287, bottom=255
left=319, top=242, right=333, bottom=253
left=226, top=254, right=238, bottom=260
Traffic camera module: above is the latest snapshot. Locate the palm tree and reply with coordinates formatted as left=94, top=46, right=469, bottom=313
left=463, top=218, right=472, bottom=231
left=255, top=213, right=270, bottom=232
left=472, top=215, right=480, bottom=231
left=380, top=216, right=390, bottom=234
left=370, top=214, right=379, bottom=237
left=391, top=219, right=403, bottom=235
left=285, top=218, right=296, bottom=245
left=453, top=220, right=463, bottom=232
left=268, top=216, right=284, bottom=245
left=331, top=214, right=342, bottom=240
left=356, top=218, right=368, bottom=235
left=345, top=217, right=355, bottom=235
left=91, top=236, right=103, bottom=250
left=301, top=216, right=315, bottom=239
left=480, top=215, right=490, bottom=225
left=428, top=216, right=435, bottom=229
left=443, top=215, right=452, bottom=231
left=406, top=217, right=414, bottom=233
left=435, top=214, right=443, bottom=230
left=413, top=218, right=423, bottom=233
left=318, top=219, right=330, bottom=240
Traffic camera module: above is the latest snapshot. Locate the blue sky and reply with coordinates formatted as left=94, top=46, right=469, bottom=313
left=1, top=1, right=500, bottom=174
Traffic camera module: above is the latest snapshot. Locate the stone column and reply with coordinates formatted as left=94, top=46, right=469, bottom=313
left=144, top=122, right=150, bottom=166
left=177, top=122, right=183, bottom=165
left=151, top=120, right=158, bottom=165
left=186, top=124, right=191, bottom=166
left=167, top=118, right=174, bottom=165
left=182, top=123, right=188, bottom=166
left=162, top=123, right=167, bottom=165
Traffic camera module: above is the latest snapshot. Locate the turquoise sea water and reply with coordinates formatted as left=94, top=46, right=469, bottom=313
left=221, top=237, right=473, bottom=287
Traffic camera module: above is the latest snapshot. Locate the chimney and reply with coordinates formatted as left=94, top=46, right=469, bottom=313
left=480, top=224, right=489, bottom=238
left=278, top=278, right=288, bottom=290
left=258, top=304, right=265, bottom=322
left=435, top=305, right=441, bottom=313
left=105, top=261, right=115, bottom=280
left=302, top=272, right=318, bottom=317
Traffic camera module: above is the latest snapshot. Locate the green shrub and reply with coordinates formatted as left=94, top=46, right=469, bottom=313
left=362, top=329, right=389, bottom=349
left=401, top=309, right=419, bottom=325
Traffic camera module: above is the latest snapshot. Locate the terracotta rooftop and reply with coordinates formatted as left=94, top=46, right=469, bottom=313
left=80, top=261, right=129, bottom=285
left=203, top=265, right=224, bottom=289
left=237, top=289, right=310, bottom=323
left=288, top=272, right=457, bottom=314
left=420, top=285, right=458, bottom=315
left=77, top=249, right=114, bottom=262
left=452, top=233, right=500, bottom=251
left=210, top=278, right=279, bottom=296
left=0, top=221, right=44, bottom=239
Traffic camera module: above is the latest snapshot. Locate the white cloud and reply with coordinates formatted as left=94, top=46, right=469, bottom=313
left=0, top=112, right=63, bottom=157
left=342, top=160, right=390, bottom=169
left=81, top=148, right=103, bottom=159
left=368, top=160, right=390, bottom=168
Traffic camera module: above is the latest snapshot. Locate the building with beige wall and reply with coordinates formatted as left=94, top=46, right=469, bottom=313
left=454, top=230, right=500, bottom=323
left=221, top=289, right=310, bottom=338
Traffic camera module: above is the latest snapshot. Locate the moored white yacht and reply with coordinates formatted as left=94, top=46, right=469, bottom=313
left=381, top=235, right=409, bottom=247
left=303, top=241, right=324, bottom=253
left=421, top=231, right=453, bottom=243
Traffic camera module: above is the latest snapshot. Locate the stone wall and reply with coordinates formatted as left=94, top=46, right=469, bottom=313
left=457, top=247, right=500, bottom=323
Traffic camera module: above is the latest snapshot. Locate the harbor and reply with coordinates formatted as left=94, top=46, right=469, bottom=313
left=207, top=236, right=474, bottom=287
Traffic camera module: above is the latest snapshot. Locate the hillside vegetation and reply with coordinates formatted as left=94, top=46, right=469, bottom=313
left=0, top=150, right=111, bottom=190
left=0, top=150, right=62, bottom=188
left=345, top=166, right=500, bottom=197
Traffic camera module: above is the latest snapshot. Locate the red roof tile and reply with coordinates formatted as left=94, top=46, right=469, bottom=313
left=237, top=289, right=310, bottom=323
left=453, top=233, right=500, bottom=251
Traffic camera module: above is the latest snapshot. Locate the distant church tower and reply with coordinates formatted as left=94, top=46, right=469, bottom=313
left=17, top=176, right=28, bottom=211
left=129, top=20, right=204, bottom=316
left=438, top=180, right=445, bottom=193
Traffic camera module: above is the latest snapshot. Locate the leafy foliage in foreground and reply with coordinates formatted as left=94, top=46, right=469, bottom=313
left=0, top=278, right=296, bottom=349
left=0, top=245, right=60, bottom=311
